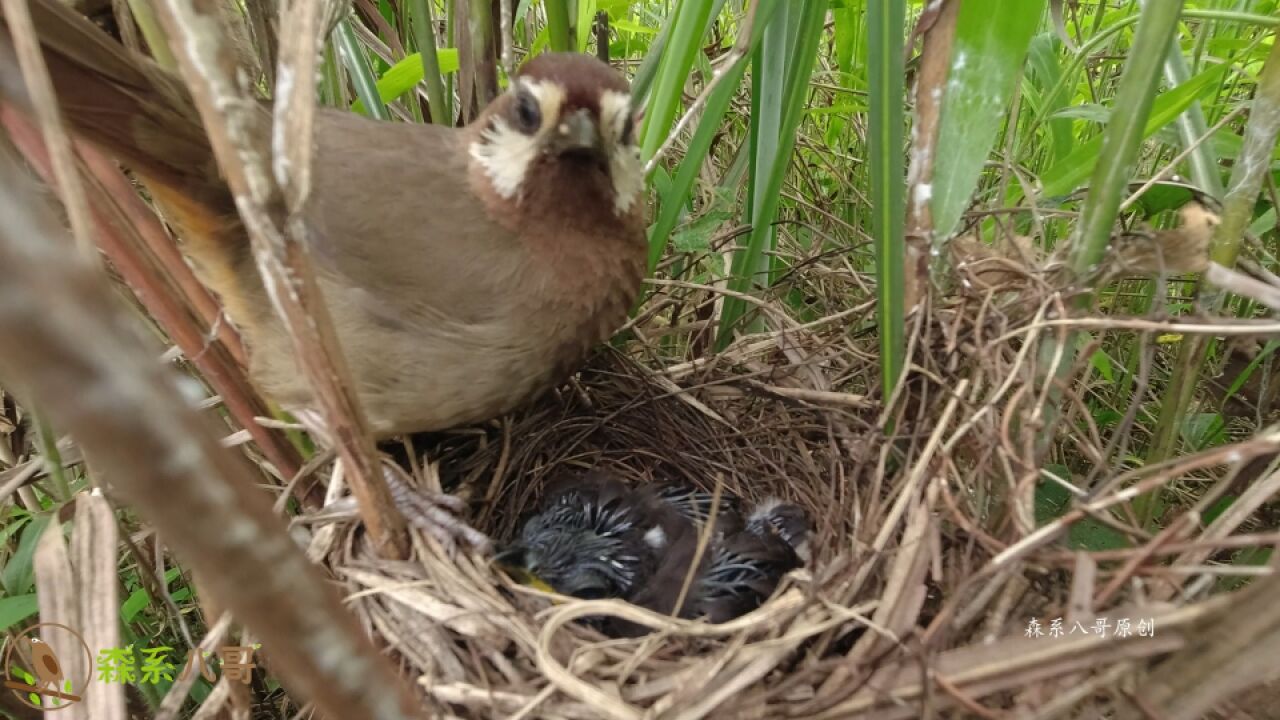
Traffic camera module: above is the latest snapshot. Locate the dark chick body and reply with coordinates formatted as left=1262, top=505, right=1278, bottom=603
left=500, top=472, right=812, bottom=634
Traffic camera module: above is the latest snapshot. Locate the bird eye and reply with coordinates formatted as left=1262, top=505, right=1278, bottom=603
left=514, top=92, right=541, bottom=134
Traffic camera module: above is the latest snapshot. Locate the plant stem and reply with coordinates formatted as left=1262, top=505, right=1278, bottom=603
left=1035, top=0, right=1185, bottom=466
left=1142, top=38, right=1280, bottom=522
left=868, top=0, right=905, bottom=397
left=407, top=0, right=450, bottom=124
left=546, top=0, right=572, bottom=52
left=34, top=414, right=71, bottom=501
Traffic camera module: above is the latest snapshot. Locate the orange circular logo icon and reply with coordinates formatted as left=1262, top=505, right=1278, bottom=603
left=3, top=623, right=92, bottom=710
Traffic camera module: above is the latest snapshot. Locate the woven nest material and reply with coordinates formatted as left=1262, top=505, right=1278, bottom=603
left=289, top=246, right=1265, bottom=719
left=319, top=351, right=882, bottom=717
left=286, top=250, right=1107, bottom=720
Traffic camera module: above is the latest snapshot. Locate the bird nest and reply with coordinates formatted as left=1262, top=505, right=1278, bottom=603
left=320, top=357, right=875, bottom=718
left=295, top=250, right=1218, bottom=719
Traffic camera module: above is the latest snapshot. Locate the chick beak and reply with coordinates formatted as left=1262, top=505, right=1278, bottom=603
left=551, top=108, right=604, bottom=160
left=492, top=546, right=557, bottom=593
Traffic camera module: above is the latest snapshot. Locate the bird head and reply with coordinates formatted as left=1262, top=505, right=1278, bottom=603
left=744, top=499, right=812, bottom=563
left=469, top=53, right=643, bottom=218
left=495, top=474, right=663, bottom=600
left=495, top=532, right=634, bottom=600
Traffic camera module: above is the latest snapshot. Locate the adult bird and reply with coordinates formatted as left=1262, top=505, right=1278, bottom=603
left=0, top=0, right=648, bottom=550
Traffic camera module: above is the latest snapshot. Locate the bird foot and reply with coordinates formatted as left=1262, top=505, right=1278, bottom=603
left=284, top=408, right=491, bottom=555
left=382, top=464, right=492, bottom=556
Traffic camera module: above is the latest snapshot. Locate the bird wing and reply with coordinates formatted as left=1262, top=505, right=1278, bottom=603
left=307, top=109, right=530, bottom=327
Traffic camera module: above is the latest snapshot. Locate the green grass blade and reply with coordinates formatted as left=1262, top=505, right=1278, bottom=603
left=350, top=49, right=461, bottom=115
left=1147, top=39, right=1280, bottom=479
left=644, top=0, right=782, bottom=270
left=546, top=0, right=573, bottom=52
left=931, top=0, right=1045, bottom=241
left=638, top=0, right=716, bottom=162
left=334, top=17, right=393, bottom=121
left=577, top=0, right=597, bottom=53
left=717, top=0, right=825, bottom=348
left=407, top=0, right=452, bottom=124
left=1067, top=1, right=1185, bottom=277
left=1149, top=4, right=1226, bottom=200
left=1033, top=1, right=1185, bottom=477
left=1025, top=61, right=1230, bottom=203
left=630, top=0, right=730, bottom=107
left=1025, top=33, right=1074, bottom=163
left=866, top=0, right=905, bottom=395
left=645, top=61, right=745, bottom=271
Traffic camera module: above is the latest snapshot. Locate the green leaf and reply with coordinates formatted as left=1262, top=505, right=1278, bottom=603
left=866, top=0, right=904, bottom=394
left=613, top=18, right=657, bottom=35
left=1030, top=61, right=1230, bottom=202
left=1180, top=412, right=1227, bottom=450
left=1068, top=518, right=1129, bottom=551
left=0, top=594, right=39, bottom=631
left=1090, top=350, right=1115, bottom=382
left=120, top=567, right=183, bottom=623
left=2, top=513, right=51, bottom=595
left=1034, top=468, right=1073, bottom=525
left=932, top=0, right=1045, bottom=240
left=1202, top=495, right=1236, bottom=527
left=1218, top=547, right=1272, bottom=592
left=671, top=205, right=734, bottom=253
left=350, top=49, right=461, bottom=115
left=1036, top=468, right=1128, bottom=550
left=546, top=0, right=573, bottom=52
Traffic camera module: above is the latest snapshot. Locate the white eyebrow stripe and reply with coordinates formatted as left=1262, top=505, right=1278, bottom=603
left=470, top=81, right=644, bottom=216
left=599, top=90, right=632, bottom=142
left=520, top=77, right=566, bottom=130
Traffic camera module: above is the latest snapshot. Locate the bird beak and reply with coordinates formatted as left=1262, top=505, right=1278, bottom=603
left=550, top=108, right=604, bottom=158
left=492, top=545, right=559, bottom=593
left=492, top=544, right=527, bottom=568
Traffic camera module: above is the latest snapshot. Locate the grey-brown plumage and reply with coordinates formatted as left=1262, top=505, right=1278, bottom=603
left=0, top=0, right=647, bottom=439
left=1, top=0, right=647, bottom=550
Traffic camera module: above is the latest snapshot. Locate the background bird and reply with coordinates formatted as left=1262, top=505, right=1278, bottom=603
left=0, top=0, right=648, bottom=549
left=498, top=472, right=811, bottom=634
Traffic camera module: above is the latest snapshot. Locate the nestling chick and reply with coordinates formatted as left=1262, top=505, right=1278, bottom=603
left=625, top=498, right=811, bottom=627
left=498, top=473, right=811, bottom=634
left=495, top=472, right=688, bottom=600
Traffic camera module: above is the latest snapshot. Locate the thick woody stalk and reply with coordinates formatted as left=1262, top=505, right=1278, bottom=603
left=148, top=0, right=408, bottom=557
left=0, top=150, right=427, bottom=720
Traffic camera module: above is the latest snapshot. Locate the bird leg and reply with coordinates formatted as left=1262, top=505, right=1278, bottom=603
left=381, top=464, right=492, bottom=555
left=287, top=409, right=491, bottom=555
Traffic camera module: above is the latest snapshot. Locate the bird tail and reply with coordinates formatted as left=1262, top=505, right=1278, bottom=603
left=0, top=0, right=249, bottom=306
